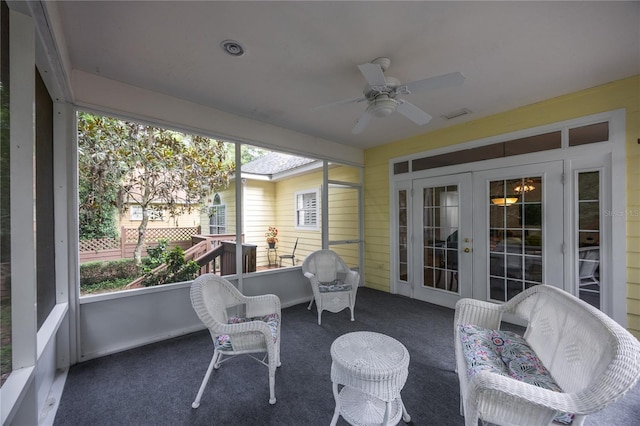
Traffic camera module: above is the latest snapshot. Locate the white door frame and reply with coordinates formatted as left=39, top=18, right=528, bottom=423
left=410, top=173, right=473, bottom=308
left=471, top=162, right=565, bottom=302
left=390, top=109, right=626, bottom=325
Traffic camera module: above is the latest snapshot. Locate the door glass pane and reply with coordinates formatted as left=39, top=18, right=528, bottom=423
left=577, top=171, right=600, bottom=309
left=398, top=190, right=408, bottom=281
left=489, top=176, right=543, bottom=301
left=423, top=185, right=459, bottom=293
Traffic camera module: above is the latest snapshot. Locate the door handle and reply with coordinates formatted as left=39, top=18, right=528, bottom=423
left=464, top=247, right=471, bottom=253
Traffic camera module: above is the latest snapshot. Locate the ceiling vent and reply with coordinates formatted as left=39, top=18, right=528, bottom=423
left=442, top=108, right=471, bottom=120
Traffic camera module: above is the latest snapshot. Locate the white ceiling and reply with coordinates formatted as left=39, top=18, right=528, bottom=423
left=51, top=1, right=640, bottom=150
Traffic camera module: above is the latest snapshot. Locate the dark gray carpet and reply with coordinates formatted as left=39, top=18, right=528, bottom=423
left=54, top=288, right=639, bottom=426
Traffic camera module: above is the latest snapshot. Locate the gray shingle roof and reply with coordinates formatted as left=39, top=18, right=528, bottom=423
left=241, top=151, right=317, bottom=175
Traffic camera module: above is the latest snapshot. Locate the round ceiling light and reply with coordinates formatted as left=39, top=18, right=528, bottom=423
left=221, top=40, right=245, bottom=57
left=367, top=96, right=398, bottom=118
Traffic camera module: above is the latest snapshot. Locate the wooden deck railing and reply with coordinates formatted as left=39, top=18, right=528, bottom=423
left=126, top=234, right=256, bottom=288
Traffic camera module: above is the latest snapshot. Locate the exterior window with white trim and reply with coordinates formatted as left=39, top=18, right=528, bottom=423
left=209, top=194, right=226, bottom=234
left=130, top=205, right=164, bottom=221
left=295, top=189, right=319, bottom=229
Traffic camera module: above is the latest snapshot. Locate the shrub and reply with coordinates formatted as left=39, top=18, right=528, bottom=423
left=142, top=246, right=199, bottom=287
left=142, top=239, right=169, bottom=274
left=80, top=258, right=139, bottom=287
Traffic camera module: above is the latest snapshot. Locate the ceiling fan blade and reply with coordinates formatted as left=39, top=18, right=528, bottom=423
left=312, top=96, right=367, bottom=112
left=352, top=111, right=373, bottom=134
left=396, top=100, right=432, bottom=126
left=357, top=62, right=387, bottom=87
left=403, top=72, right=465, bottom=94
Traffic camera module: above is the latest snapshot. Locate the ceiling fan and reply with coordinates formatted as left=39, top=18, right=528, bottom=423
left=314, top=57, right=465, bottom=134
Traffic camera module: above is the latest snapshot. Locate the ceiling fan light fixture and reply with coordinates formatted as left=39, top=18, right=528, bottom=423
left=367, top=96, right=398, bottom=117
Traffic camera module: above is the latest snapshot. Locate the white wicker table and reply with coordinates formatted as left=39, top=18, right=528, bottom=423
left=330, top=331, right=411, bottom=426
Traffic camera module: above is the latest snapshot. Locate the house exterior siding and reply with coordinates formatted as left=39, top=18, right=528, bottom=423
left=200, top=164, right=361, bottom=269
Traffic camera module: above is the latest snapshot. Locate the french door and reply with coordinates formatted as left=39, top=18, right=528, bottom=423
left=394, top=162, right=564, bottom=308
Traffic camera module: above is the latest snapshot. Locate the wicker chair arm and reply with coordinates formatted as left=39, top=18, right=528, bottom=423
left=245, top=293, right=281, bottom=318
left=303, top=272, right=322, bottom=298
left=468, top=371, right=582, bottom=419
left=454, top=298, right=507, bottom=331
left=343, top=270, right=359, bottom=286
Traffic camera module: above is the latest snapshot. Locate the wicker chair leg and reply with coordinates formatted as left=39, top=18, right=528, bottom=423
left=349, top=307, right=355, bottom=321
left=318, top=309, right=323, bottom=325
left=307, top=297, right=314, bottom=310
left=191, top=351, right=218, bottom=408
left=268, top=369, right=276, bottom=404
left=400, top=398, right=411, bottom=423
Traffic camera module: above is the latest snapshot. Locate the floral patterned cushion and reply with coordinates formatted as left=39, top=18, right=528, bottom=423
left=459, top=324, right=573, bottom=425
left=214, top=313, right=280, bottom=351
left=318, top=280, right=352, bottom=293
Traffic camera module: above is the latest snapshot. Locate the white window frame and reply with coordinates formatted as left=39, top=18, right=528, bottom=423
left=295, top=188, right=320, bottom=230
left=129, top=205, right=164, bottom=221
left=208, top=204, right=226, bottom=234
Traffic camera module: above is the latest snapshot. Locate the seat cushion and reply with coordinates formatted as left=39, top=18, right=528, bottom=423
left=459, top=324, right=573, bottom=425
left=318, top=280, right=352, bottom=293
left=214, top=313, right=280, bottom=351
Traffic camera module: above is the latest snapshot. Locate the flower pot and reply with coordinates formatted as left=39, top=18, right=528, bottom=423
left=268, top=242, right=276, bottom=249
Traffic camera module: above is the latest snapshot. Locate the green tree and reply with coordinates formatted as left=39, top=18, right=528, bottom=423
left=223, top=143, right=267, bottom=166
left=77, top=113, right=127, bottom=240
left=77, top=112, right=232, bottom=265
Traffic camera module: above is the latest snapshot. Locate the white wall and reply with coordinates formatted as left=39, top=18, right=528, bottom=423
left=78, top=269, right=311, bottom=361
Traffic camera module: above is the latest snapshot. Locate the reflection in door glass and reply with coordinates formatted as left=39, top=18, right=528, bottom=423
left=577, top=171, right=600, bottom=309
left=423, top=185, right=459, bottom=293
left=398, top=190, right=408, bottom=281
left=489, top=177, right=543, bottom=301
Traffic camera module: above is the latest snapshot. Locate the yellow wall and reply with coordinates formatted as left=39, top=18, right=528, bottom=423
left=244, top=180, right=277, bottom=264
left=204, top=165, right=362, bottom=268
left=273, top=171, right=322, bottom=264
left=364, top=75, right=640, bottom=336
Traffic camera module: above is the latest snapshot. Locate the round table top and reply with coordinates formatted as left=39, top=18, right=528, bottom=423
left=330, top=331, right=409, bottom=401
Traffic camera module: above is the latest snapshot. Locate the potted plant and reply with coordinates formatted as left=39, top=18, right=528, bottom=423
left=265, top=226, right=278, bottom=248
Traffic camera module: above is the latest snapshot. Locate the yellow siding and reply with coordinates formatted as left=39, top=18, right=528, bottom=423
left=243, top=180, right=277, bottom=265
left=274, top=170, right=322, bottom=264
left=206, top=164, right=363, bottom=268
left=364, top=75, right=640, bottom=337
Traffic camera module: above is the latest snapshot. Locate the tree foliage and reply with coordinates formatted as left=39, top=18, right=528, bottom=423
left=77, top=112, right=233, bottom=264
left=77, top=113, right=127, bottom=239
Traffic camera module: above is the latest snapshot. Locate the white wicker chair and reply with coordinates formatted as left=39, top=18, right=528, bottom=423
left=190, top=273, right=281, bottom=407
left=454, top=284, right=640, bottom=426
left=302, top=249, right=359, bottom=325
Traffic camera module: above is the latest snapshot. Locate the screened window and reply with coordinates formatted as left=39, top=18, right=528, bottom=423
left=296, top=189, right=319, bottom=229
